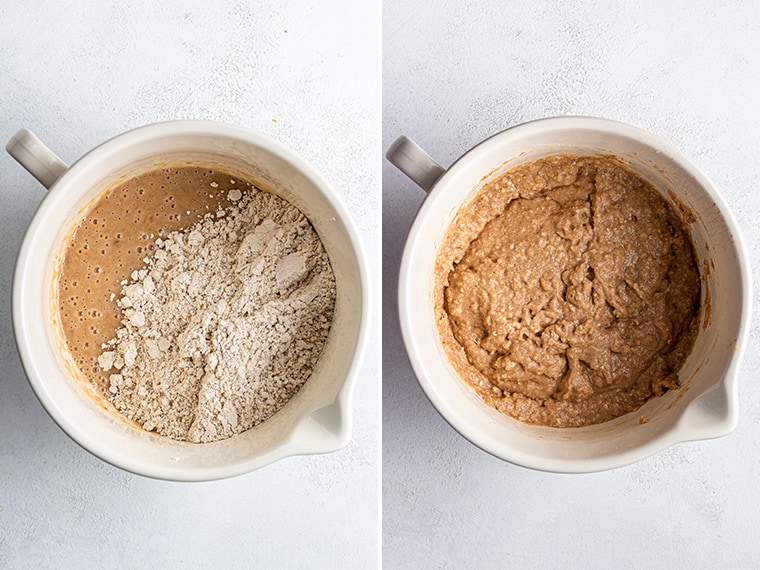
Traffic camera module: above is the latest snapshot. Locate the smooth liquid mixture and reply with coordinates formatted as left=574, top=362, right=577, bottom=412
left=59, top=165, right=241, bottom=391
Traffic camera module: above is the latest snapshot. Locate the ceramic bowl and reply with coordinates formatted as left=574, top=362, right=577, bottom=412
left=9, top=120, right=369, bottom=481
left=389, top=116, right=751, bottom=473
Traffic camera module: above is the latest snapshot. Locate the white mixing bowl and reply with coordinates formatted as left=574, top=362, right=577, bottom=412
left=9, top=121, right=369, bottom=481
left=389, top=116, right=751, bottom=473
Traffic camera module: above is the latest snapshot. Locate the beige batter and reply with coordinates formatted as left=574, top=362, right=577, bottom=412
left=436, top=155, right=701, bottom=427
left=59, top=165, right=238, bottom=392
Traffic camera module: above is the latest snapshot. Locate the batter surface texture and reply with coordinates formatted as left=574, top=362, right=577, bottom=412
left=436, top=155, right=700, bottom=427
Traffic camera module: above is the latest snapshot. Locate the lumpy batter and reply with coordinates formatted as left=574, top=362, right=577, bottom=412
left=436, top=155, right=701, bottom=427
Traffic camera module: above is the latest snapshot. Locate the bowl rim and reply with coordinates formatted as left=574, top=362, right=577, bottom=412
left=397, top=115, right=752, bottom=473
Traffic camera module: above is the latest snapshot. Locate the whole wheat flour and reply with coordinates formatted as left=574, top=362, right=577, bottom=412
left=98, top=185, right=336, bottom=443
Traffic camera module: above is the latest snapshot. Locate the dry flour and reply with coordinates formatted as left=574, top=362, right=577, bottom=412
left=98, top=184, right=336, bottom=443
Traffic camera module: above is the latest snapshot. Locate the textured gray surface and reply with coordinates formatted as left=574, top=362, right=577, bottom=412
left=383, top=2, right=760, bottom=568
left=0, top=1, right=378, bottom=568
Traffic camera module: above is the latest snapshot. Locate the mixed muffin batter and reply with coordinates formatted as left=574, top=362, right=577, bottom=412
left=436, top=155, right=701, bottom=427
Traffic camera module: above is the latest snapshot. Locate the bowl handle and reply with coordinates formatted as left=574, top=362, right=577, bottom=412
left=6, top=128, right=69, bottom=189
left=386, top=135, right=445, bottom=192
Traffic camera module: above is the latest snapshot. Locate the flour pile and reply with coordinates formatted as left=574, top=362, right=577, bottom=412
left=98, top=186, right=336, bottom=443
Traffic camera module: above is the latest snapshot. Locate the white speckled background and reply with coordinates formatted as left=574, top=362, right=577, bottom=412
left=0, top=1, right=378, bottom=568
left=383, top=1, right=760, bottom=568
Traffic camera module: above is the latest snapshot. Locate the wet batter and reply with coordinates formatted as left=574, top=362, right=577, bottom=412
left=436, top=155, right=701, bottom=427
left=59, top=165, right=243, bottom=392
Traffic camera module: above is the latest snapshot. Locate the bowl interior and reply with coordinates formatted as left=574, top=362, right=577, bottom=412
left=15, top=123, right=366, bottom=480
left=400, top=118, right=748, bottom=472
